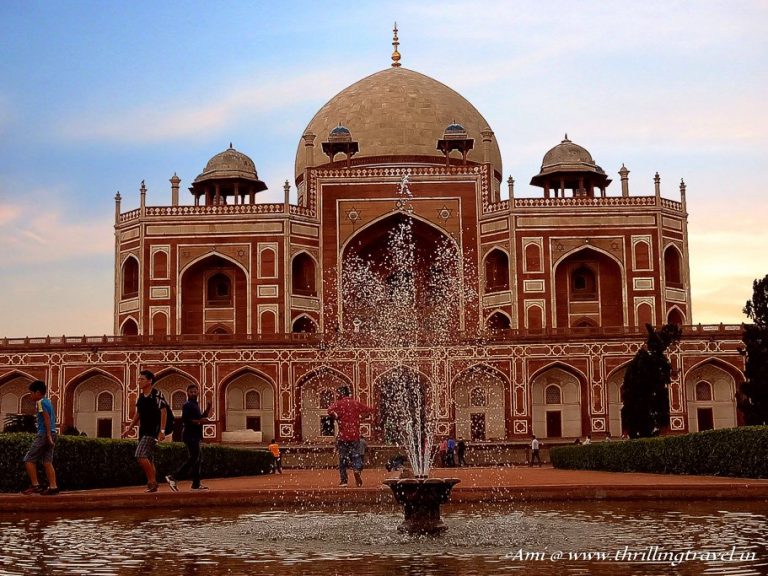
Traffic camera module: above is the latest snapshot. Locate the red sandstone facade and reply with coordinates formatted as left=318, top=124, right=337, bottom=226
left=0, top=63, right=744, bottom=445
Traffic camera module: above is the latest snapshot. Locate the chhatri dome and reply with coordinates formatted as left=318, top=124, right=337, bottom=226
left=295, top=27, right=501, bottom=181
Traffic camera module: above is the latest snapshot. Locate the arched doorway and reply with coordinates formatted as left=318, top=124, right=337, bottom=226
left=0, top=372, right=35, bottom=429
left=223, top=371, right=275, bottom=441
left=531, top=366, right=583, bottom=439
left=453, top=366, right=507, bottom=441
left=554, top=248, right=624, bottom=328
left=685, top=363, right=737, bottom=431
left=606, top=366, right=628, bottom=437
left=71, top=373, right=123, bottom=438
left=180, top=255, right=248, bottom=335
left=297, top=368, right=352, bottom=441
left=374, top=367, right=432, bottom=446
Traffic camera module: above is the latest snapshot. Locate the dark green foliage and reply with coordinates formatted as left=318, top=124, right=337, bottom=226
left=621, top=323, right=682, bottom=438
left=550, top=426, right=768, bottom=478
left=0, top=434, right=273, bottom=492
left=738, top=275, right=768, bottom=425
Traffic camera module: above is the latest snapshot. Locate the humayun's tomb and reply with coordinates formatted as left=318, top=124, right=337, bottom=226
left=0, top=32, right=745, bottom=446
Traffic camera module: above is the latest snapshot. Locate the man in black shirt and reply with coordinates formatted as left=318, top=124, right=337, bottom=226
left=166, top=384, right=210, bottom=491
left=121, top=370, right=168, bottom=492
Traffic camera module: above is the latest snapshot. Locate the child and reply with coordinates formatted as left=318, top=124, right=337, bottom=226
left=22, top=380, right=59, bottom=495
left=268, top=439, right=282, bottom=474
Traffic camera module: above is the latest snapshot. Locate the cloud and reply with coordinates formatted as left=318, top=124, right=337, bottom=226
left=0, top=194, right=113, bottom=266
left=59, top=71, right=351, bottom=144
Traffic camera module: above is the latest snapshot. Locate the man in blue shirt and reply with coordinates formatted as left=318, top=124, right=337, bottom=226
left=22, top=380, right=59, bottom=495
left=166, top=383, right=210, bottom=491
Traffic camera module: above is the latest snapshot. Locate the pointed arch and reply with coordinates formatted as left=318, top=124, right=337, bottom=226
left=663, top=244, right=683, bottom=287
left=62, top=368, right=124, bottom=435
left=486, top=310, right=512, bottom=332
left=667, top=305, right=685, bottom=326
left=120, top=317, right=139, bottom=336
left=121, top=255, right=139, bottom=299
left=291, top=314, right=318, bottom=333
left=296, top=366, right=354, bottom=441
left=291, top=251, right=318, bottom=296
left=484, top=248, right=510, bottom=292
left=220, top=367, right=276, bottom=440
left=0, top=370, right=37, bottom=429
left=340, top=211, right=458, bottom=254
left=529, top=361, right=588, bottom=385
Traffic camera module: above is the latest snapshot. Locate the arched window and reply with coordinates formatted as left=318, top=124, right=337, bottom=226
left=121, top=318, right=139, bottom=336
left=171, top=390, right=186, bottom=410
left=525, top=243, right=541, bottom=272
left=261, top=248, right=276, bottom=278
left=152, top=312, right=168, bottom=337
left=545, top=385, right=562, bottom=404
left=260, top=310, right=277, bottom=334
left=20, top=393, right=36, bottom=414
left=96, top=391, right=113, bottom=411
left=122, top=257, right=139, bottom=298
left=484, top=249, right=509, bottom=292
left=245, top=390, right=261, bottom=410
left=319, top=389, right=335, bottom=409
left=153, top=251, right=168, bottom=279
left=667, top=308, right=684, bottom=326
left=664, top=246, right=683, bottom=286
left=571, top=265, right=597, bottom=300
left=634, top=241, right=650, bottom=270
left=207, top=273, right=232, bottom=306
left=292, top=253, right=316, bottom=296
left=695, top=381, right=712, bottom=402
left=637, top=303, right=653, bottom=327
left=207, top=325, right=231, bottom=335
left=527, top=305, right=544, bottom=330
left=486, top=312, right=511, bottom=332
left=470, top=387, right=487, bottom=407
left=292, top=316, right=317, bottom=334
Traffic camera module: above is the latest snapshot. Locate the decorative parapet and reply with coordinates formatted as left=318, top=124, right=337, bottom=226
left=0, top=324, right=743, bottom=348
left=515, top=196, right=663, bottom=208
left=118, top=203, right=286, bottom=224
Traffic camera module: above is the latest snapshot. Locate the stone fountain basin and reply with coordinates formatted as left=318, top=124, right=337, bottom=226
left=383, top=477, right=460, bottom=535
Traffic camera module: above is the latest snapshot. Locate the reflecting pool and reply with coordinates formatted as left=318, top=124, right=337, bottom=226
left=1, top=500, right=766, bottom=575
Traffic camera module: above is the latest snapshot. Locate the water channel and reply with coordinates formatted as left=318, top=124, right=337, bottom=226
left=1, top=499, right=766, bottom=575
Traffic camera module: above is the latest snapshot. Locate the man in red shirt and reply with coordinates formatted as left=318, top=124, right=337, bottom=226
left=328, top=386, right=374, bottom=487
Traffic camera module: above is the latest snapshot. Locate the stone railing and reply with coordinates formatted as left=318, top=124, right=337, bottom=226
left=513, top=196, right=667, bottom=209
left=0, top=324, right=743, bottom=349
left=119, top=203, right=286, bottom=224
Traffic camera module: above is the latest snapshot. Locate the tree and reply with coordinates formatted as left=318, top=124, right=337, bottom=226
left=621, top=323, right=682, bottom=438
left=737, top=274, right=768, bottom=425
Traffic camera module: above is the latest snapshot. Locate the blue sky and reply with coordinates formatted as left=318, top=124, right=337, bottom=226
left=0, top=1, right=766, bottom=336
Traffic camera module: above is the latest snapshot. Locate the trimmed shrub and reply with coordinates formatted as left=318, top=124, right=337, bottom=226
left=550, top=426, right=768, bottom=478
left=0, top=433, right=273, bottom=492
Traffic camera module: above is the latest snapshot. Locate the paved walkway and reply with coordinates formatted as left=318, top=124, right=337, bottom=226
left=3, top=466, right=768, bottom=512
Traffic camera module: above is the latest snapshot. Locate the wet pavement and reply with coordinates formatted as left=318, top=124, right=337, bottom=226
left=3, top=465, right=768, bottom=512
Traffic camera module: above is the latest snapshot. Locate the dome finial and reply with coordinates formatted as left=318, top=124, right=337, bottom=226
left=391, top=22, right=401, bottom=68
left=229, top=142, right=233, bottom=149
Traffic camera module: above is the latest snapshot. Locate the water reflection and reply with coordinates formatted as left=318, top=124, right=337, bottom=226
left=0, top=501, right=765, bottom=575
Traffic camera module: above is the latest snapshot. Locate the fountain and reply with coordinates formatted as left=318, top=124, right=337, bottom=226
left=333, top=172, right=472, bottom=533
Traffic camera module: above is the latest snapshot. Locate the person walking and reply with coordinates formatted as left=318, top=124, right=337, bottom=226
left=530, top=435, right=542, bottom=467
left=268, top=439, right=282, bottom=474
left=21, top=380, right=59, bottom=495
left=166, top=383, right=210, bottom=492
left=121, top=370, right=168, bottom=492
left=457, top=437, right=467, bottom=467
left=328, top=386, right=373, bottom=487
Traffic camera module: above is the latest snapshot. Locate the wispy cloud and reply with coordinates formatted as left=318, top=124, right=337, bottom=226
left=0, top=194, right=113, bottom=266
left=58, top=71, right=350, bottom=144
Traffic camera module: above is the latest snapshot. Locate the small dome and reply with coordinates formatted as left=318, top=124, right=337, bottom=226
left=445, top=122, right=466, bottom=133
left=328, top=125, right=353, bottom=142
left=193, top=145, right=262, bottom=185
left=539, top=135, right=602, bottom=175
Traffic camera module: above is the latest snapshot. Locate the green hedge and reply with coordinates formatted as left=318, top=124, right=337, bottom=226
left=0, top=433, right=274, bottom=492
left=550, top=426, right=768, bottom=478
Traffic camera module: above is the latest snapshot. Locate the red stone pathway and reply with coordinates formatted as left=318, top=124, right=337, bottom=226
left=3, top=466, right=768, bottom=512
